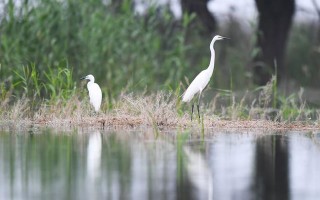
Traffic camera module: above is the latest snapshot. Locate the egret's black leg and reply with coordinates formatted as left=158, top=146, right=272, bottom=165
left=197, top=105, right=200, bottom=120
left=197, top=92, right=202, bottom=120
left=191, top=104, right=194, bottom=121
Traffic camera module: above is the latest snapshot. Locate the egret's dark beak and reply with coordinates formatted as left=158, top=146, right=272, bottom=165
left=80, top=76, right=86, bottom=80
left=222, top=36, right=230, bottom=40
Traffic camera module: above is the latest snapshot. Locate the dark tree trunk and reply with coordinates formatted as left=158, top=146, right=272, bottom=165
left=180, top=0, right=217, bottom=33
left=254, top=135, right=289, bottom=200
left=254, top=0, right=295, bottom=85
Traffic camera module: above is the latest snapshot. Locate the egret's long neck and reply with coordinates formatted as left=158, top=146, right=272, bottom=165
left=208, top=40, right=216, bottom=72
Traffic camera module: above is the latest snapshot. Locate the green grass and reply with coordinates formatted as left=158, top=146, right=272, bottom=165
left=0, top=0, right=192, bottom=99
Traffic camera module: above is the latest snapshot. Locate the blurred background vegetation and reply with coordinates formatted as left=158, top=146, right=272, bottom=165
left=0, top=0, right=319, bottom=106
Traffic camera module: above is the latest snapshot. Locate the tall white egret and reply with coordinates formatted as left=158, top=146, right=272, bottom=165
left=81, top=74, right=102, bottom=112
left=182, top=35, right=229, bottom=120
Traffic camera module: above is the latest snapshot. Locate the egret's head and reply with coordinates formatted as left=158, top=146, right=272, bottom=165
left=213, top=35, right=229, bottom=41
left=210, top=35, right=229, bottom=51
left=80, top=74, right=95, bottom=82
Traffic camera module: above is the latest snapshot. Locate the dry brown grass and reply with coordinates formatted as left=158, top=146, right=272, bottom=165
left=1, top=91, right=320, bottom=132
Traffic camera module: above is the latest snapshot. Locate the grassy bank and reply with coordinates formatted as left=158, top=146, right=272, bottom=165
left=0, top=61, right=319, bottom=130
left=1, top=76, right=320, bottom=131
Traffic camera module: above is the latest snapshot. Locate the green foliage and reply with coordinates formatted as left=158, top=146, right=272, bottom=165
left=14, top=64, right=41, bottom=99
left=0, top=0, right=191, bottom=99
left=287, top=23, right=320, bottom=87
left=43, top=65, right=75, bottom=101
left=13, top=63, right=76, bottom=102
left=278, top=93, right=301, bottom=120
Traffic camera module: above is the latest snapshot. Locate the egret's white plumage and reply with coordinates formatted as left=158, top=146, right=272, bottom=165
left=81, top=74, right=102, bottom=112
left=182, top=35, right=228, bottom=120
left=182, top=69, right=212, bottom=102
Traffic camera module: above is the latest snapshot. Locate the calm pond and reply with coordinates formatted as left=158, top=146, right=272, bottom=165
left=0, top=129, right=320, bottom=200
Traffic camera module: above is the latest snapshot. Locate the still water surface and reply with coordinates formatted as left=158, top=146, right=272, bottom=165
left=0, top=129, right=320, bottom=200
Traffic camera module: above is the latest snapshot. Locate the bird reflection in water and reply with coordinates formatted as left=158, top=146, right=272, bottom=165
left=87, top=130, right=102, bottom=181
left=184, top=146, right=213, bottom=200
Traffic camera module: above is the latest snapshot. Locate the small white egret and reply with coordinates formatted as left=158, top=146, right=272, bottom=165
left=81, top=74, right=102, bottom=112
left=182, top=35, right=229, bottom=120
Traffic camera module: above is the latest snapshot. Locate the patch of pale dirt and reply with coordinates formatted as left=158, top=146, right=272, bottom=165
left=1, top=117, right=319, bottom=133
